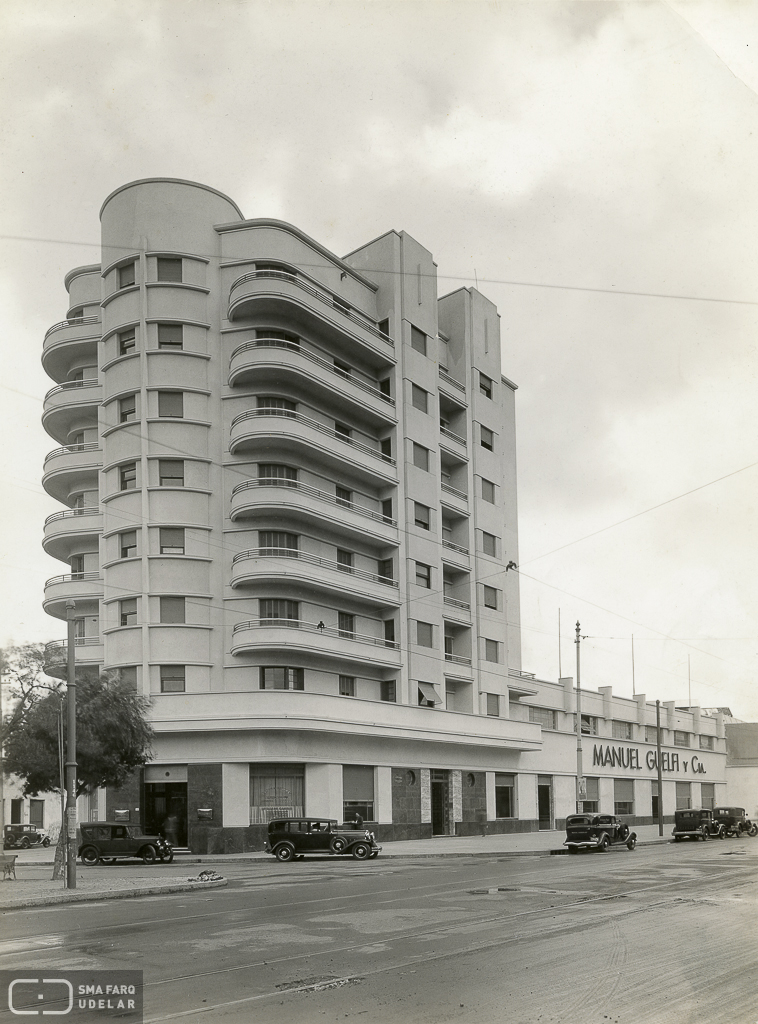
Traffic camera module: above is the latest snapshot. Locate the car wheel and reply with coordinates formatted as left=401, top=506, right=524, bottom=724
left=160, top=852, right=174, bottom=864
left=599, top=834, right=610, bottom=852
left=19, top=837, right=30, bottom=849
left=275, top=844, right=295, bottom=862
left=42, top=837, right=51, bottom=847
left=619, top=824, right=630, bottom=841
left=718, top=828, right=726, bottom=840
left=141, top=845, right=158, bottom=864
left=80, top=846, right=100, bottom=866
left=330, top=836, right=348, bottom=854
left=627, top=836, right=637, bottom=851
left=352, top=843, right=371, bottom=860
left=749, top=824, right=758, bottom=838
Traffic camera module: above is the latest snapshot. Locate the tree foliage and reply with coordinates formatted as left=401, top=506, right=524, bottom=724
left=0, top=643, right=61, bottom=740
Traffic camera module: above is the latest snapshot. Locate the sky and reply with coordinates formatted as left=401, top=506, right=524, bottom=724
left=1, top=0, right=757, bottom=718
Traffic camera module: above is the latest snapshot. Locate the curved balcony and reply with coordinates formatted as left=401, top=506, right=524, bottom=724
left=42, top=379, right=102, bottom=442
left=44, top=637, right=103, bottom=679
left=42, top=443, right=102, bottom=503
left=43, top=572, right=103, bottom=619
left=229, top=410, right=396, bottom=485
left=231, top=549, right=400, bottom=607
left=42, top=317, right=101, bottom=382
left=228, top=269, right=394, bottom=363
left=43, top=507, right=103, bottom=561
left=231, top=617, right=401, bottom=669
left=229, top=338, right=395, bottom=425
left=230, top=478, right=398, bottom=546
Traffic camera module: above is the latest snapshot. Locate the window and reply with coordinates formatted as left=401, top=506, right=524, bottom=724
left=416, top=621, right=434, bottom=648
left=415, top=562, right=431, bottom=588
left=495, top=774, right=515, bottom=818
left=158, top=391, right=183, bottom=418
left=259, top=464, right=297, bottom=485
left=410, top=326, right=427, bottom=355
left=259, top=599, right=299, bottom=625
left=250, top=763, right=304, bottom=822
left=118, top=262, right=136, bottom=289
left=379, top=377, right=391, bottom=397
left=384, top=619, right=395, bottom=647
left=482, top=531, right=497, bottom=556
left=343, top=765, right=374, bottom=822
left=118, top=328, right=136, bottom=355
left=338, top=612, right=355, bottom=637
left=259, top=531, right=298, bottom=553
left=259, top=667, right=303, bottom=692
left=651, top=780, right=659, bottom=819
left=70, top=555, right=84, bottom=579
left=529, top=706, right=556, bottom=729
left=29, top=799, right=44, bottom=828
left=119, top=666, right=137, bottom=691
left=414, top=503, right=430, bottom=530
left=699, top=734, right=715, bottom=750
left=483, top=585, right=498, bottom=609
left=411, top=384, right=428, bottom=413
left=378, top=319, right=390, bottom=338
left=580, top=714, right=598, bottom=735
left=645, top=725, right=660, bottom=744
left=160, top=596, right=185, bottom=623
left=614, top=778, right=634, bottom=816
left=158, top=323, right=183, bottom=349
left=259, top=667, right=304, bottom=690
left=418, top=681, right=439, bottom=706
left=675, top=781, right=691, bottom=810
left=700, top=782, right=715, bottom=810
left=160, top=665, right=185, bottom=693
left=378, top=558, right=393, bottom=581
left=380, top=437, right=392, bottom=460
left=673, top=731, right=690, bottom=747
left=334, top=359, right=351, bottom=378
left=381, top=680, right=396, bottom=702
left=159, top=527, right=185, bottom=554
left=612, top=720, right=633, bottom=740
left=119, top=395, right=136, bottom=423
left=480, top=426, right=494, bottom=451
left=335, top=421, right=352, bottom=440
left=120, top=598, right=137, bottom=627
left=486, top=693, right=500, bottom=717
left=339, top=675, right=356, bottom=697
left=156, top=257, right=182, bottom=282
left=120, top=530, right=137, bottom=558
left=479, top=372, right=492, bottom=398
left=158, top=460, right=184, bottom=486
left=581, top=777, right=599, bottom=814
left=412, top=443, right=430, bottom=471
left=119, top=462, right=137, bottom=490
left=336, top=486, right=352, bottom=507
left=481, top=478, right=495, bottom=503
left=258, top=397, right=296, bottom=416
left=337, top=549, right=353, bottom=572
left=381, top=498, right=393, bottom=522
left=484, top=638, right=499, bottom=663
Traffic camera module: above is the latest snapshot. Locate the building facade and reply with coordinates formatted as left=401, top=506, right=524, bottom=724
left=40, top=178, right=727, bottom=851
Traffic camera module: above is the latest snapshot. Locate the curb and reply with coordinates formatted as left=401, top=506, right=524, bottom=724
left=0, top=877, right=227, bottom=910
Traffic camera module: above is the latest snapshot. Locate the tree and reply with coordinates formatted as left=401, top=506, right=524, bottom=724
left=2, top=666, right=153, bottom=878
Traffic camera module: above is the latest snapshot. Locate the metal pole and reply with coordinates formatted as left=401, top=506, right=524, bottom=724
left=65, top=601, right=77, bottom=889
left=558, top=608, right=562, bottom=680
left=575, top=622, right=584, bottom=813
left=0, top=671, right=4, bottom=854
left=631, top=634, right=635, bottom=697
left=656, top=699, right=664, bottom=837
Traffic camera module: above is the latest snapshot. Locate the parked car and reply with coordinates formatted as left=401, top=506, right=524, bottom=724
left=564, top=813, right=637, bottom=853
left=672, top=808, right=725, bottom=841
left=712, top=806, right=758, bottom=838
left=78, top=822, right=174, bottom=865
left=3, top=823, right=51, bottom=848
left=265, top=818, right=382, bottom=861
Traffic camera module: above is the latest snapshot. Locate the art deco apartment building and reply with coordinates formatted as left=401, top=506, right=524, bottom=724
left=41, top=176, right=546, bottom=850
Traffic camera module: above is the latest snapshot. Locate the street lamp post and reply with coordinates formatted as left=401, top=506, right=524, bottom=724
left=65, top=601, right=77, bottom=889
left=575, top=621, right=584, bottom=812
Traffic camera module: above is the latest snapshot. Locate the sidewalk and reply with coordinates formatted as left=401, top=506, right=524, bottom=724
left=0, top=826, right=673, bottom=909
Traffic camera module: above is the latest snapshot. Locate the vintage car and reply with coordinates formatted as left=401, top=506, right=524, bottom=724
left=672, top=808, right=725, bottom=841
left=712, top=806, right=758, bottom=838
left=78, top=822, right=174, bottom=864
left=3, top=823, right=51, bottom=848
left=564, top=813, right=637, bottom=853
left=265, top=818, right=382, bottom=861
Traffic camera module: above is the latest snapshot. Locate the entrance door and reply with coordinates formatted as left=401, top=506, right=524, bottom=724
left=431, top=769, right=451, bottom=835
left=144, top=782, right=188, bottom=846
left=537, top=776, right=553, bottom=831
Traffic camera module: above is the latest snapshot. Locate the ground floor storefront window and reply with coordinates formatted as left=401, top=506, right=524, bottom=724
left=495, top=773, right=515, bottom=817
left=343, top=764, right=374, bottom=822
left=614, top=778, right=634, bottom=816
left=675, top=781, right=691, bottom=809
left=580, top=777, right=599, bottom=813
left=700, top=782, right=715, bottom=809
left=250, top=764, right=304, bottom=823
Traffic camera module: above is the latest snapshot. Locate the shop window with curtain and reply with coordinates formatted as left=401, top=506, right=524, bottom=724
left=343, top=765, right=374, bottom=822
left=495, top=774, right=515, bottom=818
left=614, top=778, right=634, bottom=816
left=581, top=777, right=599, bottom=813
left=249, top=764, right=304, bottom=823
left=675, top=781, right=691, bottom=809
left=700, top=783, right=715, bottom=810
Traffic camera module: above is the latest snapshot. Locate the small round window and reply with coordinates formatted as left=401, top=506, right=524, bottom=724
left=466, top=772, right=476, bottom=787
left=406, top=770, right=417, bottom=786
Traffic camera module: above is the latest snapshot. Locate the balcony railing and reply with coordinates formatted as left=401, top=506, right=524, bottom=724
left=44, top=316, right=100, bottom=340
left=229, top=269, right=393, bottom=347
left=230, top=408, right=396, bottom=466
left=439, top=368, right=466, bottom=393
left=44, top=379, right=99, bottom=402
left=232, top=617, right=399, bottom=650
left=45, top=637, right=101, bottom=655
left=232, top=548, right=397, bottom=587
left=441, top=481, right=468, bottom=500
left=231, top=477, right=397, bottom=527
left=445, top=652, right=472, bottom=666
left=443, top=595, right=471, bottom=610
left=442, top=538, right=470, bottom=555
left=44, top=507, right=100, bottom=526
left=440, top=426, right=467, bottom=447
left=45, top=572, right=102, bottom=587
left=231, top=338, right=394, bottom=406
left=44, top=442, right=101, bottom=463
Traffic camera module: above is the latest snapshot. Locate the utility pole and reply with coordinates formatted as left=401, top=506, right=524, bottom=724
left=631, top=634, right=635, bottom=697
left=575, top=621, right=584, bottom=812
left=656, top=699, right=664, bottom=837
left=65, top=601, right=77, bottom=889
left=0, top=668, right=4, bottom=854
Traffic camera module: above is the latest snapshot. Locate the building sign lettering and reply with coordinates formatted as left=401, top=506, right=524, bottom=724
left=592, top=745, right=706, bottom=775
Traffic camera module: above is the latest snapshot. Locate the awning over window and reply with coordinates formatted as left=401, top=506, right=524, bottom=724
left=418, top=682, right=440, bottom=705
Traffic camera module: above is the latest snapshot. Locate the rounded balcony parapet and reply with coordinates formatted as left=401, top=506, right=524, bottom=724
left=44, top=506, right=100, bottom=526
left=44, top=442, right=101, bottom=463
left=44, top=316, right=101, bottom=341
left=230, top=409, right=395, bottom=467
left=231, top=477, right=396, bottom=528
left=231, top=548, right=397, bottom=589
left=44, top=378, right=100, bottom=403
left=232, top=617, right=399, bottom=651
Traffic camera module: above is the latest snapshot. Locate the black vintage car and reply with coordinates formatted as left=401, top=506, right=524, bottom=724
left=78, top=822, right=174, bottom=864
left=3, top=823, right=51, bottom=848
left=564, top=813, right=637, bottom=853
left=712, top=806, right=758, bottom=838
left=672, top=808, right=725, bottom=841
left=265, top=818, right=382, bottom=861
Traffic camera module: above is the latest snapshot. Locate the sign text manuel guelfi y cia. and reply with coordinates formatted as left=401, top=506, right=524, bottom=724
left=592, top=744, right=708, bottom=774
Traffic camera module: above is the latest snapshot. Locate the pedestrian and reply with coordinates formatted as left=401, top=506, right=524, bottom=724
left=162, top=813, right=179, bottom=847
left=352, top=812, right=364, bottom=829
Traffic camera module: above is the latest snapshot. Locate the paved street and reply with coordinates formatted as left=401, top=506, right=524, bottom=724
left=2, top=839, right=757, bottom=1024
